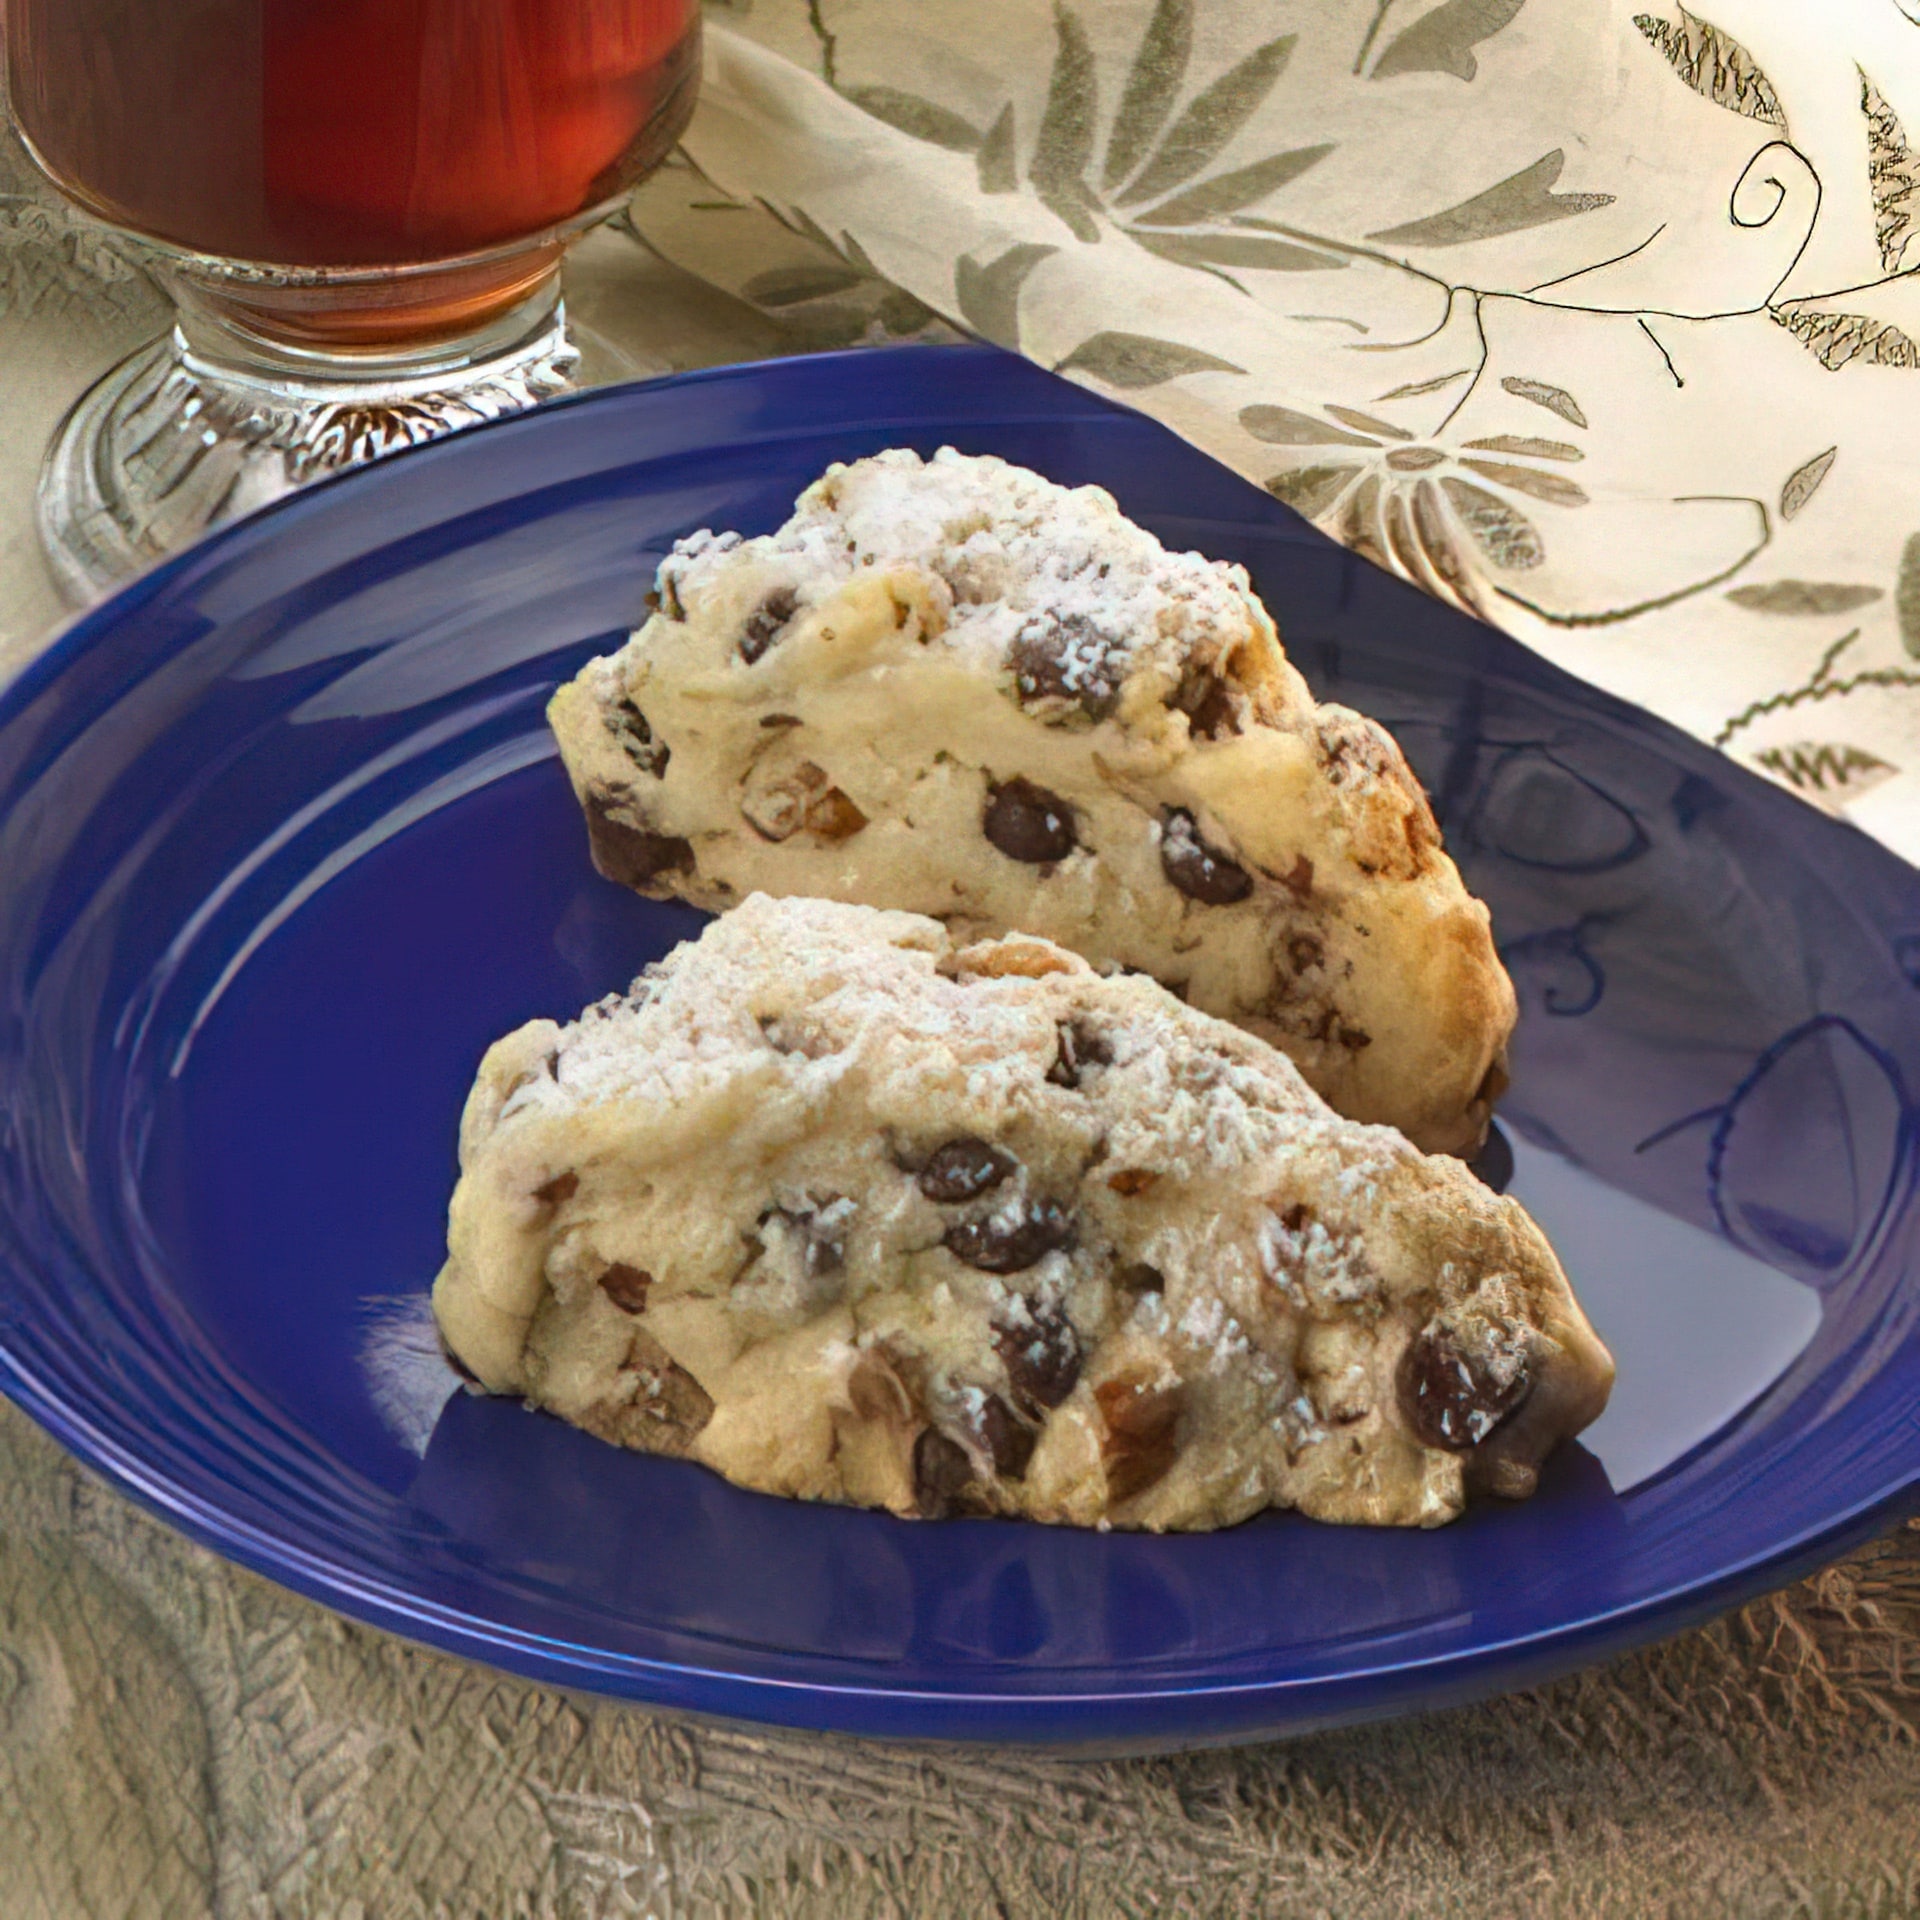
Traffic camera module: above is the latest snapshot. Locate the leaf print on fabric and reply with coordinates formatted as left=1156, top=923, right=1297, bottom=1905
left=1252, top=411, right=1633, bottom=616
left=763, top=197, right=841, bottom=263
left=1714, top=629, right=1920, bottom=746
left=1030, top=4, right=1101, bottom=241
left=1369, top=151, right=1614, bottom=246
left=1102, top=0, right=1193, bottom=189
left=1464, top=435, right=1583, bottom=461
left=954, top=243, right=1058, bottom=349
left=1326, top=405, right=1412, bottom=440
left=1132, top=145, right=1333, bottom=227
left=1113, top=35, right=1297, bottom=207
left=1378, top=368, right=1475, bottom=401
left=1780, top=446, right=1837, bottom=520
left=1440, top=476, right=1545, bottom=569
left=1353, top=1, right=1400, bottom=75
left=1751, top=742, right=1898, bottom=814
left=1055, top=331, right=1245, bottom=388
left=1458, top=458, right=1589, bottom=506
left=1369, top=0, right=1529, bottom=84
left=841, top=87, right=982, bottom=152
left=1409, top=478, right=1500, bottom=614
left=1132, top=230, right=1345, bottom=273
left=1499, top=376, right=1589, bottom=427
left=1265, top=464, right=1366, bottom=515
left=1899, top=534, right=1920, bottom=658
left=1725, top=582, right=1884, bottom=615
left=741, top=264, right=864, bottom=307
left=1240, top=404, right=1380, bottom=446
left=1633, top=7, right=1786, bottom=127
left=839, top=229, right=880, bottom=277
left=759, top=301, right=872, bottom=350
left=978, top=105, right=1017, bottom=194
left=723, top=197, right=955, bottom=348
left=1772, top=304, right=1920, bottom=371
left=1860, top=70, right=1920, bottom=275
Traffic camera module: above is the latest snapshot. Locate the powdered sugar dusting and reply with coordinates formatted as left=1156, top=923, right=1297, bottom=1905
left=509, top=897, right=1356, bottom=1173
left=652, top=448, right=1260, bottom=689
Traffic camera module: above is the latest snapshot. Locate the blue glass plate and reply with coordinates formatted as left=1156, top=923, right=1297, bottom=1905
left=3, top=345, right=1918, bottom=1751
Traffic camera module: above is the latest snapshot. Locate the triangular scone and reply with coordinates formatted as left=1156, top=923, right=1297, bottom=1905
left=433, top=896, right=1611, bottom=1531
left=549, top=449, right=1514, bottom=1156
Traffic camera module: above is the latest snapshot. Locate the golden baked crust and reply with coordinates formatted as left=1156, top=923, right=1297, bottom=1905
left=549, top=448, right=1514, bottom=1155
left=432, top=897, right=1610, bottom=1531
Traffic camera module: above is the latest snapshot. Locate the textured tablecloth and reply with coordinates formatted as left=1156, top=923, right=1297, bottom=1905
left=7, top=15, right=1920, bottom=1917
left=672, top=0, right=1920, bottom=863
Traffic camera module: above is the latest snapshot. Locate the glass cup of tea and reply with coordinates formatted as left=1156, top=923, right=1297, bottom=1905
left=5, top=0, right=701, bottom=601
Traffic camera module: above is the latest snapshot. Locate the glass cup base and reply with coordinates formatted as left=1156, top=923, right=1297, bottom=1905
left=38, top=278, right=594, bottom=604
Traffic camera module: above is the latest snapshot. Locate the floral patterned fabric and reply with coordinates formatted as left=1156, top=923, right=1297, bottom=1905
left=628, top=0, right=1920, bottom=857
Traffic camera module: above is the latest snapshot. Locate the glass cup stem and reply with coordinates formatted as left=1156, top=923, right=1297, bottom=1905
left=37, top=263, right=591, bottom=604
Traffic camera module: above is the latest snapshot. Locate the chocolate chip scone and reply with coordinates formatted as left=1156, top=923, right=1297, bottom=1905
left=548, top=448, right=1515, bottom=1156
left=432, top=895, right=1610, bottom=1530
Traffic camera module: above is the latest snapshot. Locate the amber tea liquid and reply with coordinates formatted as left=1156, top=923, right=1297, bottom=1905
left=7, top=0, right=699, bottom=343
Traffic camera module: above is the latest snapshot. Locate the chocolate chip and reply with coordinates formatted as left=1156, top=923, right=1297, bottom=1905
left=1475, top=1057, right=1511, bottom=1110
left=1279, top=1202, right=1310, bottom=1233
left=984, top=778, right=1077, bottom=864
left=1397, top=1317, right=1532, bottom=1452
left=1046, top=1020, right=1112, bottom=1088
left=534, top=1171, right=578, bottom=1208
left=655, top=573, right=686, bottom=622
left=1468, top=1123, right=1514, bottom=1196
left=583, top=789, right=694, bottom=894
left=598, top=1263, right=653, bottom=1314
left=960, top=1391, right=1037, bottom=1480
left=1096, top=1371, right=1184, bottom=1503
left=610, top=698, right=668, bottom=778
left=1107, top=1170, right=1158, bottom=1197
left=1008, top=614, right=1121, bottom=720
left=1159, top=809, right=1252, bottom=905
left=739, top=586, right=799, bottom=663
left=1171, top=668, right=1240, bottom=740
left=913, top=1426, right=976, bottom=1518
left=1337, top=1025, right=1373, bottom=1052
left=994, top=1299, right=1082, bottom=1414
left=1287, top=932, right=1325, bottom=973
left=946, top=1198, right=1075, bottom=1273
left=1113, top=1261, right=1164, bottom=1294
left=918, top=1137, right=1015, bottom=1203
left=759, top=713, right=802, bottom=730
